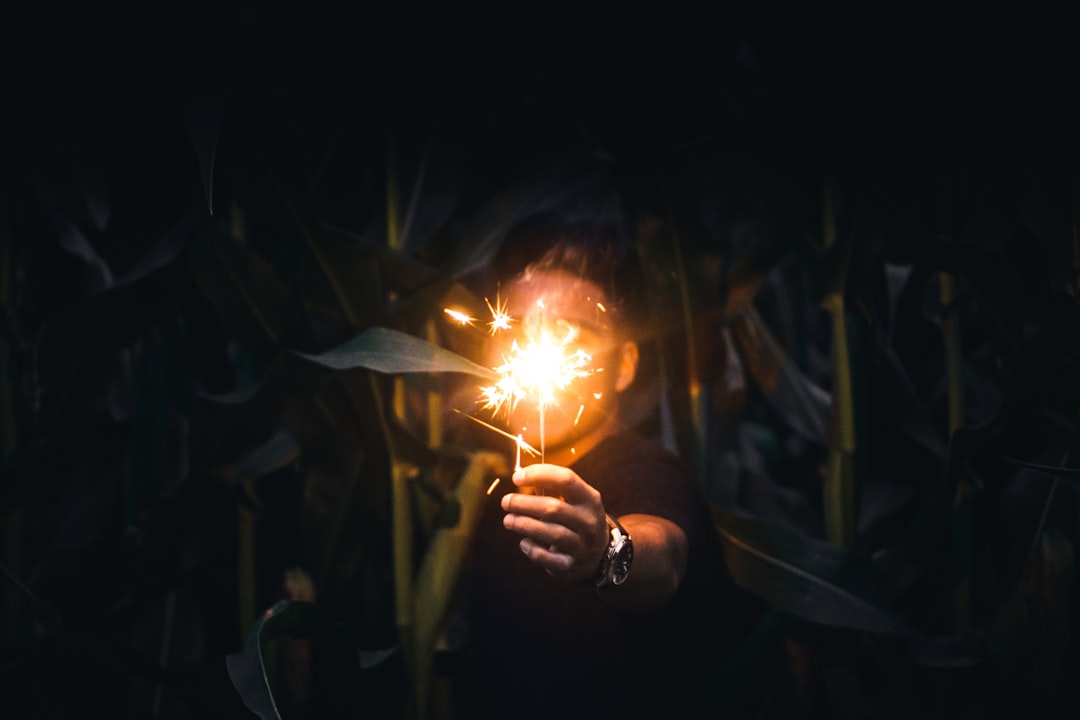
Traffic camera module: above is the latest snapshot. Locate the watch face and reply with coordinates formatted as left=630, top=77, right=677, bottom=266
left=611, top=539, right=633, bottom=585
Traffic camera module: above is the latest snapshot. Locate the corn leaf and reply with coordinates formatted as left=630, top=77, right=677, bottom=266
left=226, top=600, right=352, bottom=720
left=1001, top=456, right=1080, bottom=492
left=295, top=326, right=497, bottom=380
left=188, top=353, right=325, bottom=479
left=729, top=306, right=830, bottom=444
left=714, top=507, right=907, bottom=635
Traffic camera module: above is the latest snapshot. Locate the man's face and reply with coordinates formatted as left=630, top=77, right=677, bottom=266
left=483, top=269, right=621, bottom=457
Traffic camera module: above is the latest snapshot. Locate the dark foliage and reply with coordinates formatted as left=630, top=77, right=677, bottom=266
left=2, top=9, right=1079, bottom=719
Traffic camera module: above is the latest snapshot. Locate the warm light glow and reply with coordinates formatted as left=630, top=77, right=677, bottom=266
left=457, top=286, right=603, bottom=466
left=443, top=308, right=475, bottom=326
left=481, top=325, right=593, bottom=419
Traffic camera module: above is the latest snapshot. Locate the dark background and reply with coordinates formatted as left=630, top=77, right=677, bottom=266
left=2, top=8, right=1079, bottom=719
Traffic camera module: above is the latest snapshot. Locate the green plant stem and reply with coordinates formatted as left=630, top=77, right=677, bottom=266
left=2, top=198, right=21, bottom=646
left=940, top=271, right=970, bottom=633
left=823, top=295, right=856, bottom=549
left=1073, top=178, right=1079, bottom=299
left=426, top=320, right=443, bottom=448
left=669, top=220, right=702, bottom=464
left=0, top=339, right=14, bottom=460
left=411, top=452, right=501, bottom=719
left=387, top=111, right=402, bottom=253
left=238, top=476, right=257, bottom=638
left=369, top=375, right=416, bottom=679
left=821, top=177, right=857, bottom=549
left=3, top=512, right=22, bottom=646
left=652, top=183, right=704, bottom=479
left=940, top=274, right=965, bottom=438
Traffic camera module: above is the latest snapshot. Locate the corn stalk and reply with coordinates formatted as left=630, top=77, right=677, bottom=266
left=938, top=171, right=970, bottom=634
left=821, top=177, right=857, bottom=549
left=1, top=194, right=20, bottom=645
left=372, top=361, right=504, bottom=717
left=1073, top=176, right=1079, bottom=299
left=941, top=270, right=970, bottom=633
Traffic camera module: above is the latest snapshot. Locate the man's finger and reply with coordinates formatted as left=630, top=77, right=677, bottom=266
left=518, top=537, right=574, bottom=573
left=504, top=512, right=583, bottom=552
left=512, top=464, right=600, bottom=505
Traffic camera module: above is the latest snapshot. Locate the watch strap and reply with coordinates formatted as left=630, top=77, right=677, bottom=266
left=594, top=514, right=630, bottom=588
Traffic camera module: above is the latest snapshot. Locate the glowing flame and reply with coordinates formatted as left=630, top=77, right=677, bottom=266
left=452, top=288, right=602, bottom=469
left=481, top=324, right=594, bottom=419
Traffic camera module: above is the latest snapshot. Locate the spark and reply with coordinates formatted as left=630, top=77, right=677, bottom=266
left=574, top=404, right=585, bottom=426
left=443, top=308, right=475, bottom=326
left=486, top=478, right=501, bottom=495
left=596, top=302, right=606, bottom=312
left=485, top=294, right=513, bottom=335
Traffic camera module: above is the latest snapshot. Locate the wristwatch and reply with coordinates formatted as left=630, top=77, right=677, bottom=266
left=594, top=514, right=633, bottom=588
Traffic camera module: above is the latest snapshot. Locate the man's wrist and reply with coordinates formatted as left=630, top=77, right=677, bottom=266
left=593, top=514, right=633, bottom=588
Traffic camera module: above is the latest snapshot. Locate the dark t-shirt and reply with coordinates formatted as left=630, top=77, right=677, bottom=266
left=454, top=432, right=733, bottom=719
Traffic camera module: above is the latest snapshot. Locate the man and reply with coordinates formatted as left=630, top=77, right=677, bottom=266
left=451, top=218, right=739, bottom=718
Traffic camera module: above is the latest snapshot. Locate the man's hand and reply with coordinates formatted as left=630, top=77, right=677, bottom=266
left=501, top=464, right=608, bottom=583
left=502, top=462, right=690, bottom=612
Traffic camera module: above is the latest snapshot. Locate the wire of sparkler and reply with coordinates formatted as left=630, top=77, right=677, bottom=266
left=452, top=409, right=540, bottom=460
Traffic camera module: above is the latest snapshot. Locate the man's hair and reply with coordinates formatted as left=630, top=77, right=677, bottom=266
left=489, top=214, right=646, bottom=334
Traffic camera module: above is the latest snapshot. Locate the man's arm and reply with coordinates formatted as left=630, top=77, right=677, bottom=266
left=502, top=464, right=689, bottom=613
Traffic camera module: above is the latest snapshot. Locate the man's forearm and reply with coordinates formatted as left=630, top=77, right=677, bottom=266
left=597, top=513, right=688, bottom=613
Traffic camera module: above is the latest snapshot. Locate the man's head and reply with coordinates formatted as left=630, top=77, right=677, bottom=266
left=482, top=217, right=644, bottom=462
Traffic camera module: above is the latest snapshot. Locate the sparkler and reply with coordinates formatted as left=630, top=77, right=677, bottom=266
left=452, top=409, right=539, bottom=472
left=478, top=304, right=596, bottom=464
left=445, top=287, right=600, bottom=473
